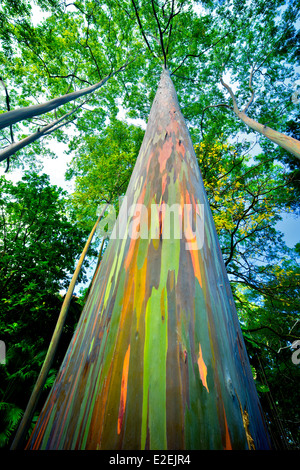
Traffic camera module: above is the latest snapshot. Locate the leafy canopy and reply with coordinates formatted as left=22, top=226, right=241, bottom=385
left=0, top=172, right=91, bottom=448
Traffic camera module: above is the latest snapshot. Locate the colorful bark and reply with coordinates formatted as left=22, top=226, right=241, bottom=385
left=26, top=69, right=271, bottom=450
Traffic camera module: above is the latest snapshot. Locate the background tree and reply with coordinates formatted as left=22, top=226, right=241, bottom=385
left=65, top=117, right=145, bottom=228
left=0, top=172, right=92, bottom=448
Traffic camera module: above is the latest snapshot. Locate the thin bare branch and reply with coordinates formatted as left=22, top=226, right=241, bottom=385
left=162, top=0, right=175, bottom=34
left=165, top=0, right=176, bottom=57
left=243, top=64, right=255, bottom=113
left=245, top=325, right=299, bottom=342
left=151, top=0, right=167, bottom=68
left=20, top=37, right=92, bottom=86
left=171, top=30, right=233, bottom=75
left=220, top=77, right=240, bottom=114
left=83, top=15, right=102, bottom=80
left=131, top=0, right=158, bottom=58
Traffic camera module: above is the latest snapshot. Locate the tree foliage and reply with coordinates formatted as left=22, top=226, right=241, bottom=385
left=65, top=117, right=145, bottom=227
left=0, top=172, right=90, bottom=448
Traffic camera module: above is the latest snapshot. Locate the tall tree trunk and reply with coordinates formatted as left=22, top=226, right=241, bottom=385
left=25, top=69, right=271, bottom=450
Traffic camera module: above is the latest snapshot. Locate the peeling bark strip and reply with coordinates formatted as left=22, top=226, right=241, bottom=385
left=26, top=69, right=271, bottom=450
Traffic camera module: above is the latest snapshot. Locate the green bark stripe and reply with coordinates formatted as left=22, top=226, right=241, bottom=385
left=142, top=285, right=168, bottom=449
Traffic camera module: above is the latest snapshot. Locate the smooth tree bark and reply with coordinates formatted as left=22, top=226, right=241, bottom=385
left=0, top=78, right=14, bottom=142
left=221, top=78, right=300, bottom=161
left=0, top=59, right=132, bottom=131
left=0, top=76, right=108, bottom=130
left=0, top=102, right=85, bottom=164
left=25, top=69, right=271, bottom=450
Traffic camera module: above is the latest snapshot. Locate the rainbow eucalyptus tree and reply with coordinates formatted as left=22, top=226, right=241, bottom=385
left=24, top=68, right=271, bottom=450
left=7, top=0, right=299, bottom=451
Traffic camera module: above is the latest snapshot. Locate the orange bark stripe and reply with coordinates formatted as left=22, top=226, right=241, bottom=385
left=184, top=192, right=202, bottom=287
left=161, top=172, right=168, bottom=196
left=197, top=344, right=209, bottom=392
left=223, top=405, right=232, bottom=450
left=190, top=248, right=202, bottom=288
left=158, top=137, right=173, bottom=172
left=117, top=345, right=131, bottom=434
left=124, top=237, right=136, bottom=271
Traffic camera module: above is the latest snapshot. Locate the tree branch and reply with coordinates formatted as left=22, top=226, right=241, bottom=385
left=220, top=75, right=300, bottom=160
left=200, top=103, right=232, bottom=137
left=0, top=99, right=88, bottom=164
left=131, top=0, right=158, bottom=58
left=243, top=64, right=255, bottom=113
left=244, top=325, right=299, bottom=342
left=83, top=15, right=102, bottom=80
left=19, top=37, right=92, bottom=86
left=220, top=77, right=240, bottom=114
left=224, top=194, right=258, bottom=267
left=0, top=57, right=132, bottom=131
left=151, top=0, right=167, bottom=68
left=171, top=29, right=233, bottom=75
left=162, top=0, right=175, bottom=34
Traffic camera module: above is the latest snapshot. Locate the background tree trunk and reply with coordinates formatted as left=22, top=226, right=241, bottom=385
left=0, top=75, right=109, bottom=130
left=25, top=68, right=271, bottom=450
left=0, top=103, right=83, bottom=163
left=238, top=111, right=300, bottom=160
left=220, top=78, right=300, bottom=160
